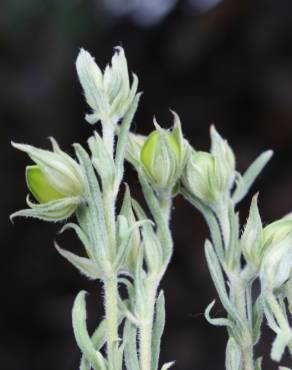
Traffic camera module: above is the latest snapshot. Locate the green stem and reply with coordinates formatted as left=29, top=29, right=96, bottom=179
left=139, top=277, right=158, bottom=370
left=102, top=119, right=115, bottom=158
left=158, top=194, right=172, bottom=224
left=231, top=277, right=255, bottom=370
left=215, top=199, right=230, bottom=249
left=104, top=274, right=119, bottom=357
left=103, top=190, right=116, bottom=259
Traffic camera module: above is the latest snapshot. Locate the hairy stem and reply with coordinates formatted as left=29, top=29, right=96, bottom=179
left=139, top=277, right=158, bottom=370
left=232, top=279, right=255, bottom=370
left=104, top=274, right=119, bottom=357
left=103, top=189, right=116, bottom=259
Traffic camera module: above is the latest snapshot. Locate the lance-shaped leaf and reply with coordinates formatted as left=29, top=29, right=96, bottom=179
left=204, top=300, right=234, bottom=328
left=132, top=199, right=162, bottom=274
left=88, top=131, right=115, bottom=189
left=225, top=200, right=240, bottom=270
left=161, top=362, right=175, bottom=370
left=180, top=188, right=224, bottom=261
left=10, top=195, right=79, bottom=222
left=232, top=150, right=273, bottom=204
left=115, top=92, right=140, bottom=188
left=80, top=313, right=124, bottom=370
left=55, top=243, right=101, bottom=280
left=252, top=296, right=264, bottom=344
left=59, top=222, right=94, bottom=260
left=114, top=218, right=152, bottom=272
left=152, top=291, right=166, bottom=370
left=271, top=329, right=292, bottom=362
left=74, top=144, right=108, bottom=263
left=72, top=291, right=107, bottom=370
left=120, top=186, right=141, bottom=269
left=204, top=240, right=246, bottom=333
left=138, top=172, right=172, bottom=264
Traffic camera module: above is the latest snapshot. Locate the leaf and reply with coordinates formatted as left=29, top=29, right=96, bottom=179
left=72, top=291, right=106, bottom=370
left=74, top=144, right=108, bottom=263
left=204, top=300, right=234, bottom=328
left=10, top=195, right=79, bottom=222
left=55, top=243, right=101, bottom=280
left=225, top=201, right=240, bottom=270
left=59, top=222, right=94, bottom=260
left=80, top=319, right=107, bottom=370
left=114, top=219, right=152, bottom=271
left=271, top=330, right=292, bottom=362
left=232, top=150, right=273, bottom=204
left=88, top=131, right=115, bottom=189
left=204, top=240, right=246, bottom=333
left=137, top=172, right=173, bottom=265
left=152, top=291, right=166, bottom=370
left=115, top=92, right=141, bottom=188
left=180, top=188, right=224, bottom=261
left=161, top=361, right=175, bottom=370
left=132, top=199, right=162, bottom=274
left=252, top=296, right=264, bottom=345
left=123, top=319, right=140, bottom=370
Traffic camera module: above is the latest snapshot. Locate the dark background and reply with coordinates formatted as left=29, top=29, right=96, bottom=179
left=2, top=0, right=292, bottom=369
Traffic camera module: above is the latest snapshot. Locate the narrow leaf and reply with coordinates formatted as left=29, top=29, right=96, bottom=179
left=72, top=291, right=106, bottom=370
left=55, top=243, right=100, bottom=280
left=205, top=300, right=233, bottom=328
left=152, top=291, right=166, bottom=370
left=232, top=150, right=273, bottom=204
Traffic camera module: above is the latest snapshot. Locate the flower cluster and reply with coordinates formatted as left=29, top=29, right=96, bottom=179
left=11, top=46, right=292, bottom=370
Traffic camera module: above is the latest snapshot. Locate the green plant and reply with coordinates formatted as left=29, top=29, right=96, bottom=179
left=11, top=47, right=292, bottom=370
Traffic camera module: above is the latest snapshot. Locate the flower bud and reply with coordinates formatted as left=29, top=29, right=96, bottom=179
left=182, top=126, right=235, bottom=207
left=140, top=114, right=187, bottom=191
left=240, top=194, right=263, bottom=269
left=11, top=138, right=84, bottom=221
left=76, top=47, right=138, bottom=124
left=263, top=219, right=292, bottom=247
left=260, top=235, right=292, bottom=290
left=210, top=125, right=236, bottom=194
left=260, top=219, right=292, bottom=290
left=182, top=150, right=217, bottom=205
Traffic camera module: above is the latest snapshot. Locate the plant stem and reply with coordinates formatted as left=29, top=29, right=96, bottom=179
left=104, top=274, right=119, bottom=357
left=139, top=277, right=158, bottom=370
left=102, top=119, right=115, bottom=158
left=103, top=189, right=116, bottom=259
left=231, top=278, right=255, bottom=370
left=215, top=199, right=230, bottom=248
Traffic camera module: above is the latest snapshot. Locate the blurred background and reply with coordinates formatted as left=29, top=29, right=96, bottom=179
left=2, top=0, right=292, bottom=369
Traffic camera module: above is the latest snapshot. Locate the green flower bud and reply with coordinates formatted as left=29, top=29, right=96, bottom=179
left=260, top=218, right=292, bottom=290
left=140, top=114, right=187, bottom=191
left=210, top=125, right=235, bottom=194
left=11, top=138, right=84, bottom=221
left=260, top=235, right=292, bottom=290
left=76, top=47, right=138, bottom=124
left=26, top=165, right=64, bottom=203
left=263, top=219, right=292, bottom=247
left=182, top=150, right=218, bottom=205
left=240, top=194, right=263, bottom=269
left=182, top=127, right=235, bottom=207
